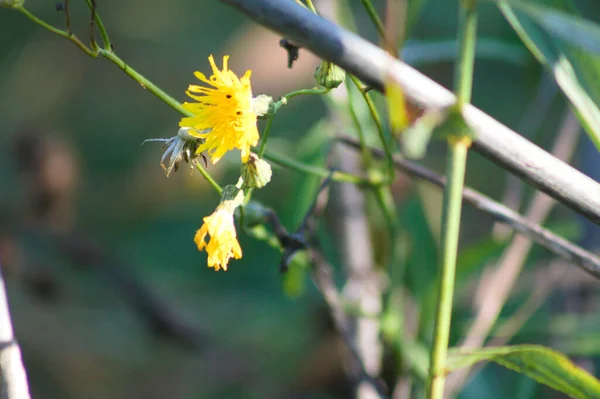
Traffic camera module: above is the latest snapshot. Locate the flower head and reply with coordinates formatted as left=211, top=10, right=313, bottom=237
left=194, top=189, right=244, bottom=271
left=180, top=55, right=259, bottom=164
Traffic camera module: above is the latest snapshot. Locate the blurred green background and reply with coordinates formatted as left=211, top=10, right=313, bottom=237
left=1, top=0, right=600, bottom=398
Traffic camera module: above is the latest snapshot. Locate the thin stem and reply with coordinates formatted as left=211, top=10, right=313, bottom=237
left=264, top=151, right=372, bottom=186
left=427, top=139, right=469, bottom=399
left=194, top=163, right=223, bottom=194
left=83, top=0, right=111, bottom=49
left=346, top=86, right=374, bottom=168
left=454, top=1, right=478, bottom=108
left=284, top=87, right=330, bottom=101
left=360, top=0, right=386, bottom=39
left=427, top=1, right=477, bottom=398
left=64, top=0, right=71, bottom=34
left=258, top=116, right=275, bottom=158
left=88, top=0, right=98, bottom=50
left=348, top=74, right=395, bottom=180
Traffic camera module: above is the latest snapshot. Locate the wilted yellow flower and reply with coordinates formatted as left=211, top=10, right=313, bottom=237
left=180, top=55, right=259, bottom=164
left=194, top=190, right=244, bottom=271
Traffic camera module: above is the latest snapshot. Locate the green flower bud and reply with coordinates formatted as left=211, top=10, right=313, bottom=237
left=241, top=153, right=272, bottom=189
left=314, top=61, right=345, bottom=89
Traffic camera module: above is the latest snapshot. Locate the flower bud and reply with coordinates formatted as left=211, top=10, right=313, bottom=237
left=241, top=153, right=272, bottom=189
left=314, top=61, right=345, bottom=89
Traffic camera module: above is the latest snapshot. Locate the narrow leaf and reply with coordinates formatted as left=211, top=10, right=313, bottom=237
left=448, top=345, right=600, bottom=399
left=498, top=1, right=600, bottom=150
left=508, top=2, right=600, bottom=56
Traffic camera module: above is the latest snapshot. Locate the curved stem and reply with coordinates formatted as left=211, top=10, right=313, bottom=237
left=257, top=116, right=275, bottom=158
left=284, top=87, right=330, bottom=101
left=348, top=74, right=395, bottom=180
left=83, top=0, right=111, bottom=50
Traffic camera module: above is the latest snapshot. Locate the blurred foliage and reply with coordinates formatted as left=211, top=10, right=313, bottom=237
left=1, top=0, right=600, bottom=398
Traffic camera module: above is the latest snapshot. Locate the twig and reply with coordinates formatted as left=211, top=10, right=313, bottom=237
left=88, top=0, right=97, bottom=50
left=63, top=0, right=71, bottom=34
left=217, top=0, right=600, bottom=225
left=337, top=136, right=600, bottom=280
left=0, top=263, right=31, bottom=399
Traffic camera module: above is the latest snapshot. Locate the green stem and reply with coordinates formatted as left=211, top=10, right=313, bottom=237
left=427, top=140, right=469, bottom=399
left=345, top=79, right=374, bottom=169
left=258, top=116, right=275, bottom=158
left=83, top=0, right=112, bottom=50
left=454, top=1, right=478, bottom=108
left=284, top=87, right=330, bottom=101
left=348, top=74, right=395, bottom=180
left=263, top=151, right=372, bottom=186
left=359, top=0, right=386, bottom=39
left=194, top=163, right=223, bottom=194
left=427, top=2, right=477, bottom=398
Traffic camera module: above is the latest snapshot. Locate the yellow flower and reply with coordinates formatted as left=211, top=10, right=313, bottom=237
left=180, top=55, right=259, bottom=164
left=194, top=191, right=244, bottom=271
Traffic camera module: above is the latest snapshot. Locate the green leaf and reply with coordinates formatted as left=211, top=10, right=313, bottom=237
left=447, top=345, right=600, bottom=399
left=497, top=0, right=600, bottom=150
left=505, top=2, right=600, bottom=56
